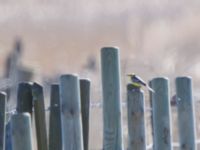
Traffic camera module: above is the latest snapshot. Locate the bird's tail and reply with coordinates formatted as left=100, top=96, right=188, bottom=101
left=146, top=85, right=155, bottom=93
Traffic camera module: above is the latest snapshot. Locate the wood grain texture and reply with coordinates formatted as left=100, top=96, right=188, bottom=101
left=0, top=92, right=6, bottom=150
left=127, top=85, right=146, bottom=150
left=148, top=81, right=154, bottom=149
left=80, top=79, right=91, bottom=150
left=151, top=77, right=172, bottom=150
left=16, top=83, right=33, bottom=115
left=176, top=77, right=196, bottom=150
left=32, top=83, right=48, bottom=150
left=49, top=84, right=62, bottom=150
left=101, top=47, right=123, bottom=150
left=11, top=113, right=33, bottom=150
left=60, top=74, right=83, bottom=150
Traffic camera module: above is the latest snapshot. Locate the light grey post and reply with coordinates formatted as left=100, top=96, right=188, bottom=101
left=60, top=74, right=83, bottom=150
left=101, top=47, right=123, bottom=150
left=127, top=85, right=146, bottom=150
left=80, top=79, right=91, bottom=150
left=49, top=84, right=62, bottom=150
left=11, top=113, right=33, bottom=150
left=176, top=77, right=196, bottom=150
left=151, top=77, right=172, bottom=150
left=0, top=92, right=6, bottom=150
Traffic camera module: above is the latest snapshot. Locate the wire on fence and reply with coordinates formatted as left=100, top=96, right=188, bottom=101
left=5, top=102, right=200, bottom=149
left=5, top=101, right=152, bottom=116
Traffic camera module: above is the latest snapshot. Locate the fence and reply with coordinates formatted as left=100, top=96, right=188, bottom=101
left=0, top=47, right=198, bottom=150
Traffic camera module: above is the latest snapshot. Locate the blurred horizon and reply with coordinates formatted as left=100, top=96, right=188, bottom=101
left=0, top=1, right=200, bottom=74
left=1, top=1, right=200, bottom=92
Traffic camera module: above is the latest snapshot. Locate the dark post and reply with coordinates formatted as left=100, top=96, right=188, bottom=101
left=16, top=83, right=33, bottom=115
left=49, top=84, right=62, bottom=150
left=0, top=92, right=6, bottom=150
left=148, top=81, right=154, bottom=149
left=32, top=83, right=48, bottom=150
left=80, top=79, right=91, bottom=150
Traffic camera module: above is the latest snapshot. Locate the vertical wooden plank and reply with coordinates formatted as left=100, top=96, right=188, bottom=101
left=80, top=79, right=91, bottom=150
left=11, top=113, right=33, bottom=150
left=151, top=77, right=172, bottom=150
left=0, top=92, right=6, bottom=150
left=16, top=82, right=33, bottom=115
left=49, top=84, right=62, bottom=150
left=148, top=81, right=154, bottom=149
left=127, top=85, right=146, bottom=150
left=101, top=47, right=123, bottom=150
left=5, top=122, right=12, bottom=150
left=60, top=74, right=83, bottom=150
left=176, top=77, right=196, bottom=150
left=32, top=83, right=48, bottom=150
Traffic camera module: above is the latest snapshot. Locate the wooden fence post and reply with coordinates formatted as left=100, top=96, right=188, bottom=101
left=49, top=84, right=62, bottom=150
left=148, top=81, right=154, bottom=149
left=60, top=74, right=83, bottom=150
left=11, top=113, right=33, bottom=150
left=5, top=122, right=12, bottom=150
left=32, top=83, right=48, bottom=150
left=16, top=83, right=33, bottom=115
left=101, top=47, right=123, bottom=150
left=127, top=85, right=146, bottom=150
left=80, top=79, right=91, bottom=150
left=0, top=92, right=6, bottom=150
left=151, top=77, right=172, bottom=150
left=176, top=77, right=196, bottom=150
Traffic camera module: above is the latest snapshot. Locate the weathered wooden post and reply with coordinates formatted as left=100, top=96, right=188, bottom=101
left=148, top=81, right=154, bottom=149
left=60, top=74, right=83, bottom=150
left=11, top=113, right=33, bottom=150
left=0, top=92, right=6, bottom=150
left=80, top=79, right=91, bottom=150
left=151, top=77, right=172, bottom=150
left=16, top=83, right=33, bottom=115
left=32, top=83, right=48, bottom=150
left=5, top=122, right=12, bottom=150
left=176, top=77, right=196, bottom=150
left=101, top=47, right=123, bottom=150
left=127, top=85, right=146, bottom=150
left=49, top=84, right=62, bottom=150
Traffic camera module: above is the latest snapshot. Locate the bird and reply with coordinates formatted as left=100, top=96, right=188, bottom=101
left=170, top=94, right=181, bottom=106
left=127, top=73, right=154, bottom=92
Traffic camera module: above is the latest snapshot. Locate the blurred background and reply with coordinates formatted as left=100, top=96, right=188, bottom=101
left=1, top=0, right=200, bottom=149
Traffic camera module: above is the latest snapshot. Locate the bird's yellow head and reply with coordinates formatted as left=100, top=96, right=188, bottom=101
left=127, top=73, right=135, bottom=77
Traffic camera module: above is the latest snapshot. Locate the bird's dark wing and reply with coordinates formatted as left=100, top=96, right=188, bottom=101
left=132, top=75, right=146, bottom=86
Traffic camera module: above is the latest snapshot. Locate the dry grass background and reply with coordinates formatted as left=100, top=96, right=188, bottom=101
left=1, top=0, right=200, bottom=149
